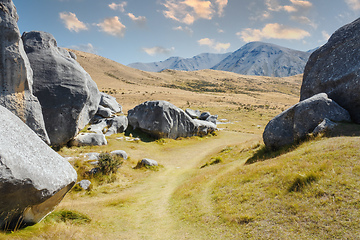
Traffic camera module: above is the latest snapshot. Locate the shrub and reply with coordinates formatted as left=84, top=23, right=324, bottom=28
left=98, top=153, right=123, bottom=175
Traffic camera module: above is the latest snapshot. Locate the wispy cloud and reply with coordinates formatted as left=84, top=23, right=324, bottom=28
left=345, top=0, right=360, bottom=10
left=59, top=12, right=88, bottom=32
left=109, top=2, right=127, bottom=12
left=68, top=43, right=97, bottom=54
left=291, top=16, right=317, bottom=28
left=173, top=26, right=194, bottom=35
left=237, top=23, right=310, bottom=42
left=198, top=38, right=230, bottom=52
left=216, top=0, right=228, bottom=17
left=97, top=17, right=126, bottom=38
left=321, top=30, right=330, bottom=41
left=142, top=46, right=175, bottom=56
left=161, top=0, right=227, bottom=25
left=127, top=13, right=147, bottom=27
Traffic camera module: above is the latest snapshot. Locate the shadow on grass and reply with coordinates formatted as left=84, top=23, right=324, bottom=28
left=124, top=126, right=158, bottom=143
left=245, top=144, right=298, bottom=165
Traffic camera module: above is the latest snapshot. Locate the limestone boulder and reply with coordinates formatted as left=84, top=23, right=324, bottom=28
left=263, top=93, right=351, bottom=149
left=0, top=105, right=77, bottom=229
left=70, top=133, right=107, bottom=147
left=110, top=150, right=128, bottom=160
left=0, top=0, right=49, bottom=143
left=128, top=100, right=216, bottom=139
left=22, top=31, right=101, bottom=146
left=312, top=118, right=338, bottom=136
left=105, top=116, right=128, bottom=136
left=300, top=17, right=360, bottom=123
left=99, top=92, right=122, bottom=113
left=185, top=108, right=201, bottom=119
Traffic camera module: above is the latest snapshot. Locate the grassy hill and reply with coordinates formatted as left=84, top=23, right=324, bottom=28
left=2, top=51, right=360, bottom=239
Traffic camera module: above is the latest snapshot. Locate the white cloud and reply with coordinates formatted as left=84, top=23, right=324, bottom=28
left=173, top=25, right=194, bottom=35
left=237, top=23, right=310, bottom=42
left=109, top=2, right=127, bottom=12
left=142, top=46, right=175, bottom=56
left=291, top=16, right=317, bottom=28
left=198, top=38, right=230, bottom=52
left=290, top=0, right=312, bottom=8
left=97, top=17, right=126, bottom=38
left=68, top=43, right=97, bottom=54
left=216, top=0, right=228, bottom=17
left=127, top=13, right=147, bottom=27
left=345, top=0, right=360, bottom=10
left=59, top=12, right=88, bottom=32
left=162, top=0, right=226, bottom=25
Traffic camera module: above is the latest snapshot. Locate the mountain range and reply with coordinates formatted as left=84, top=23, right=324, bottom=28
left=128, top=42, right=312, bottom=77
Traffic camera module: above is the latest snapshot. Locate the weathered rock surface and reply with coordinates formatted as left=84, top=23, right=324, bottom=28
left=22, top=31, right=101, bottom=146
left=300, top=17, right=360, bottom=123
left=263, top=93, right=351, bottom=149
left=99, top=92, right=122, bottom=113
left=185, top=108, right=201, bottom=119
left=70, top=133, right=107, bottom=147
left=96, top=105, right=113, bottom=118
left=199, top=112, right=211, bottom=120
left=111, top=150, right=128, bottom=160
left=77, top=180, right=91, bottom=190
left=0, top=105, right=77, bottom=229
left=140, top=158, right=158, bottom=167
left=128, top=101, right=215, bottom=139
left=312, top=118, right=338, bottom=136
left=0, top=0, right=49, bottom=143
left=193, top=119, right=217, bottom=136
left=105, top=116, right=128, bottom=136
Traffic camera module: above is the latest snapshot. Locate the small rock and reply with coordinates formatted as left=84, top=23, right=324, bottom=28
left=96, top=105, right=114, bottom=118
left=185, top=108, right=201, bottom=119
left=105, top=116, right=128, bottom=136
left=141, top=158, right=158, bottom=166
left=100, top=92, right=122, bottom=113
left=70, top=133, right=107, bottom=146
left=85, top=152, right=100, bottom=160
left=313, top=118, right=338, bottom=136
left=77, top=180, right=91, bottom=190
left=199, top=112, right=211, bottom=120
left=206, top=115, right=218, bottom=125
left=111, top=150, right=128, bottom=160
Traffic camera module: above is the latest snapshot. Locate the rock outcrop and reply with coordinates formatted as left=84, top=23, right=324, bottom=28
left=0, top=105, right=77, bottom=229
left=263, top=93, right=351, bottom=149
left=22, top=31, right=101, bottom=146
left=127, top=101, right=216, bottom=139
left=0, top=0, right=49, bottom=143
left=300, top=17, right=360, bottom=123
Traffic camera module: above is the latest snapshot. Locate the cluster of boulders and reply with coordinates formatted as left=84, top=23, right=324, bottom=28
left=263, top=17, right=360, bottom=149
left=127, top=101, right=217, bottom=139
left=0, top=0, right=78, bottom=229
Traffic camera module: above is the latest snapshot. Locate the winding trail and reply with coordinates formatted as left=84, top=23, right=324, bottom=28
left=64, top=131, right=257, bottom=239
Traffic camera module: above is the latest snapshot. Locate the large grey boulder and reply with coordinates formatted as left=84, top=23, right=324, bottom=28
left=263, top=93, right=351, bottom=149
left=300, top=17, right=360, bottom=123
left=0, top=105, right=77, bottom=229
left=128, top=101, right=215, bottom=139
left=0, top=0, right=49, bottom=144
left=22, top=31, right=101, bottom=146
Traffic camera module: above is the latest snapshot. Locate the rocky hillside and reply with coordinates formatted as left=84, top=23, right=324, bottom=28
left=212, top=42, right=310, bottom=77
left=128, top=52, right=231, bottom=72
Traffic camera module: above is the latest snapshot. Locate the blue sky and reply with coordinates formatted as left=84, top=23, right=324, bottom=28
left=13, top=0, right=360, bottom=65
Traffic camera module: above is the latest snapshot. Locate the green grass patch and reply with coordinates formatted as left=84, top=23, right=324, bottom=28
left=45, top=210, right=90, bottom=224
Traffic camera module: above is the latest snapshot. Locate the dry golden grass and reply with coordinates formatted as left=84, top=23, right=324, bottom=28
left=3, top=50, right=359, bottom=239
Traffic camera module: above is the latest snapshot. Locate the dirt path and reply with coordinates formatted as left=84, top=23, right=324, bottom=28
left=63, top=131, right=258, bottom=239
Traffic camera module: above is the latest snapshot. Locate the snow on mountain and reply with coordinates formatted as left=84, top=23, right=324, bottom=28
left=128, top=52, right=231, bottom=72
left=211, top=42, right=311, bottom=77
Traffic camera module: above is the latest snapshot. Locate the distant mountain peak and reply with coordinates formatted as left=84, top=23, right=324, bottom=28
left=128, top=41, right=311, bottom=77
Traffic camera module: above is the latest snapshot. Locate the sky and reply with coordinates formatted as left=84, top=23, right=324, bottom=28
left=12, top=0, right=360, bottom=65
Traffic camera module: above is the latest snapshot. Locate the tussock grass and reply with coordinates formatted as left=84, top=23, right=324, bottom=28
left=172, top=136, right=360, bottom=239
